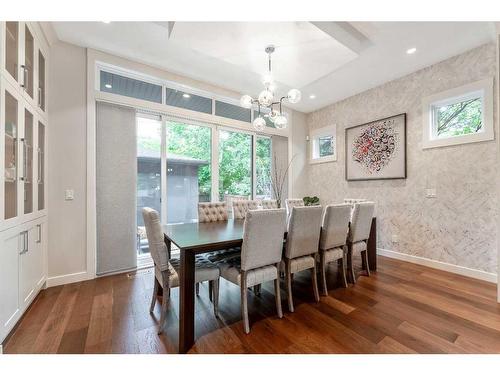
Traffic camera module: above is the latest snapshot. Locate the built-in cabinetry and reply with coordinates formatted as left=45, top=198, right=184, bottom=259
left=0, top=21, right=49, bottom=344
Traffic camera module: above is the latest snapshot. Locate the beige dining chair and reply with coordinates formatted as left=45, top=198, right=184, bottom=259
left=198, top=202, right=228, bottom=223
left=261, top=199, right=278, bottom=209
left=218, top=208, right=287, bottom=333
left=319, top=204, right=352, bottom=295
left=142, top=207, right=221, bottom=334
left=233, top=200, right=260, bottom=219
left=283, top=205, right=323, bottom=312
left=347, top=202, right=375, bottom=283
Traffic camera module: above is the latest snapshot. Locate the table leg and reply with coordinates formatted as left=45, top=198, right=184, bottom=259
left=367, top=217, right=377, bottom=271
left=179, top=250, right=195, bottom=353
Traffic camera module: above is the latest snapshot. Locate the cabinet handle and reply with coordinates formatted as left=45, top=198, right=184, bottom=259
left=38, top=148, right=42, bottom=184
left=37, top=224, right=42, bottom=243
left=20, top=65, right=26, bottom=88
left=38, top=87, right=42, bottom=108
left=20, top=138, right=27, bottom=181
left=19, top=231, right=28, bottom=255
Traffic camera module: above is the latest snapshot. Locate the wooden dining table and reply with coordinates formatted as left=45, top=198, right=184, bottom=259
left=163, top=217, right=377, bottom=354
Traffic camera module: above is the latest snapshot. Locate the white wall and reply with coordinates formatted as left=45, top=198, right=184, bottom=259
left=289, top=110, right=308, bottom=198
left=306, top=43, right=498, bottom=281
left=47, top=42, right=88, bottom=285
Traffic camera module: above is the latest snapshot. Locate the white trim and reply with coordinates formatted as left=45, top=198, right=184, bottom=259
left=378, top=248, right=497, bottom=284
left=422, top=78, right=494, bottom=149
left=46, top=271, right=89, bottom=288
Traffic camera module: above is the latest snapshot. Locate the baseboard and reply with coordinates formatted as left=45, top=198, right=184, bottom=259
left=378, top=248, right=497, bottom=284
left=46, top=271, right=90, bottom=287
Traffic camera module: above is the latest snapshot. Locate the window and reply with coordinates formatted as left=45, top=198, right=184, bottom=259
left=215, top=100, right=251, bottom=122
left=165, top=88, right=212, bottom=114
left=310, top=125, right=337, bottom=163
left=256, top=136, right=272, bottom=199
left=422, top=78, right=494, bottom=149
left=100, top=71, right=162, bottom=103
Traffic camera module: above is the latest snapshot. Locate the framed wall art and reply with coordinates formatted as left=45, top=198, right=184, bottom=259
left=345, top=113, right=406, bottom=181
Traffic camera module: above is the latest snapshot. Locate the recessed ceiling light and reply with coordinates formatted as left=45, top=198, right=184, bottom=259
left=105, top=83, right=112, bottom=89
left=309, top=94, right=316, bottom=99
left=102, top=21, right=111, bottom=24
left=406, top=47, right=417, bottom=55
left=182, top=93, right=191, bottom=99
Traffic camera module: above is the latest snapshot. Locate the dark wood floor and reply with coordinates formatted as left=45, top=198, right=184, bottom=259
left=4, top=256, right=500, bottom=354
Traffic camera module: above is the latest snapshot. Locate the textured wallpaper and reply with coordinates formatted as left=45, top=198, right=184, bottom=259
left=306, top=43, right=498, bottom=273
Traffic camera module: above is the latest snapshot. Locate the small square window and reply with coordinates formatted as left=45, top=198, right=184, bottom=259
left=422, top=78, right=493, bottom=149
left=310, top=125, right=337, bottom=164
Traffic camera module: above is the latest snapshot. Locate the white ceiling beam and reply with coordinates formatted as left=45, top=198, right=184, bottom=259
left=311, top=22, right=371, bottom=54
left=153, top=21, right=176, bottom=39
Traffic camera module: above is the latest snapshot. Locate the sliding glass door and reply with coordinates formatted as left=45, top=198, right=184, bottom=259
left=218, top=129, right=253, bottom=202
left=166, top=120, right=212, bottom=224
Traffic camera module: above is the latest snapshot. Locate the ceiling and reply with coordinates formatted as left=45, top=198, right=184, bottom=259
left=51, top=21, right=496, bottom=113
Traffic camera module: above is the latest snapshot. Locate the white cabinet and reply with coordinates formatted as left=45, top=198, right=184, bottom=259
left=0, top=226, right=21, bottom=342
left=0, top=21, right=49, bottom=344
left=0, top=217, right=46, bottom=343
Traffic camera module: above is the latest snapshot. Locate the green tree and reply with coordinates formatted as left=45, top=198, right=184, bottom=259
left=437, top=98, right=482, bottom=137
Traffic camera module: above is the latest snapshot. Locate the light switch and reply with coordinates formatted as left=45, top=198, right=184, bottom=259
left=65, top=189, right=74, bottom=201
left=392, top=235, right=399, bottom=243
left=425, top=188, right=436, bottom=198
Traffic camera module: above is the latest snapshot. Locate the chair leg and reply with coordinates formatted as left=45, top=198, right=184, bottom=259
left=240, top=272, right=250, bottom=334
left=340, top=254, right=348, bottom=288
left=150, top=277, right=159, bottom=313
left=311, top=261, right=320, bottom=303
left=362, top=250, right=371, bottom=277
left=209, top=280, right=213, bottom=302
left=285, top=259, right=294, bottom=313
left=253, top=284, right=261, bottom=296
left=213, top=279, right=220, bottom=317
left=320, top=252, right=328, bottom=296
left=347, top=246, right=356, bottom=284
left=196, top=282, right=200, bottom=296
left=158, top=285, right=169, bottom=335
left=274, top=264, right=283, bottom=318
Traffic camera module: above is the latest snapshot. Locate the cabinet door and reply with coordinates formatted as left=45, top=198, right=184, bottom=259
left=0, top=227, right=21, bottom=343
left=18, top=226, right=35, bottom=308
left=22, top=24, right=34, bottom=100
left=37, top=49, right=46, bottom=113
left=2, top=82, right=20, bottom=223
left=22, top=108, right=34, bottom=215
left=3, top=22, right=20, bottom=87
left=34, top=220, right=46, bottom=289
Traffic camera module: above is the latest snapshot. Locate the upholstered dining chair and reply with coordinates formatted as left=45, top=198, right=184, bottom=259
left=318, top=203, right=352, bottom=295
left=142, top=207, right=221, bottom=334
left=198, top=202, right=228, bottom=223
left=285, top=198, right=304, bottom=217
left=347, top=201, right=375, bottom=283
left=233, top=200, right=260, bottom=219
left=283, top=205, right=323, bottom=312
left=261, top=199, right=278, bottom=209
left=218, top=209, right=286, bottom=334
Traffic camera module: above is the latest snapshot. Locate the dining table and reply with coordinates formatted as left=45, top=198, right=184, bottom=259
left=163, top=217, right=377, bottom=353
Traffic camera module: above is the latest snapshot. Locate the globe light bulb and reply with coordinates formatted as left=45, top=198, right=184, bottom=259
left=240, top=95, right=253, bottom=109
left=274, top=115, right=288, bottom=129
left=268, top=110, right=280, bottom=123
left=258, top=90, right=274, bottom=107
left=262, top=74, right=274, bottom=87
left=253, top=117, right=266, bottom=131
left=287, top=88, right=302, bottom=104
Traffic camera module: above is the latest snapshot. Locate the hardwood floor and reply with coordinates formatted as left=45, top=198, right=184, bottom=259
left=4, top=256, right=500, bottom=354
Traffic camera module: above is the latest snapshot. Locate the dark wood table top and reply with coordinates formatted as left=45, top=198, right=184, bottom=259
left=163, top=219, right=245, bottom=253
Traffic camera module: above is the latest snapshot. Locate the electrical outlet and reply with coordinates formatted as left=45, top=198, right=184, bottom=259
left=425, top=188, right=436, bottom=198
left=391, top=234, right=399, bottom=243
left=65, top=189, right=75, bottom=201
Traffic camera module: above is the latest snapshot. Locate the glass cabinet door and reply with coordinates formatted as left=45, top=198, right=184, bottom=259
left=38, top=51, right=45, bottom=111
left=37, top=121, right=45, bottom=211
left=5, top=22, right=19, bottom=82
left=23, top=25, right=34, bottom=99
left=4, top=90, right=18, bottom=220
left=23, top=109, right=33, bottom=214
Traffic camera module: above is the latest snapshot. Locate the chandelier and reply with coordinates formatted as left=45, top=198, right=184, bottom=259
left=240, top=45, right=301, bottom=131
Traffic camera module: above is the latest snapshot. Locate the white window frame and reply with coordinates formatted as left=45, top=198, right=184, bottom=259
left=422, top=78, right=494, bottom=149
left=309, top=125, right=337, bottom=164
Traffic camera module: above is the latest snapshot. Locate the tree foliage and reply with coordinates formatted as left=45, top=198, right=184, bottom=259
left=436, top=98, right=482, bottom=137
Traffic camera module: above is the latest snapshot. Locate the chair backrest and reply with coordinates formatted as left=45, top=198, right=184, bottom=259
left=285, top=198, right=304, bottom=216
left=319, top=203, right=351, bottom=251
left=198, top=202, right=228, bottom=223
left=142, top=207, right=169, bottom=270
left=285, top=205, right=323, bottom=259
left=233, top=200, right=260, bottom=219
left=349, top=202, right=375, bottom=243
left=261, top=199, right=278, bottom=209
left=240, top=208, right=287, bottom=271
